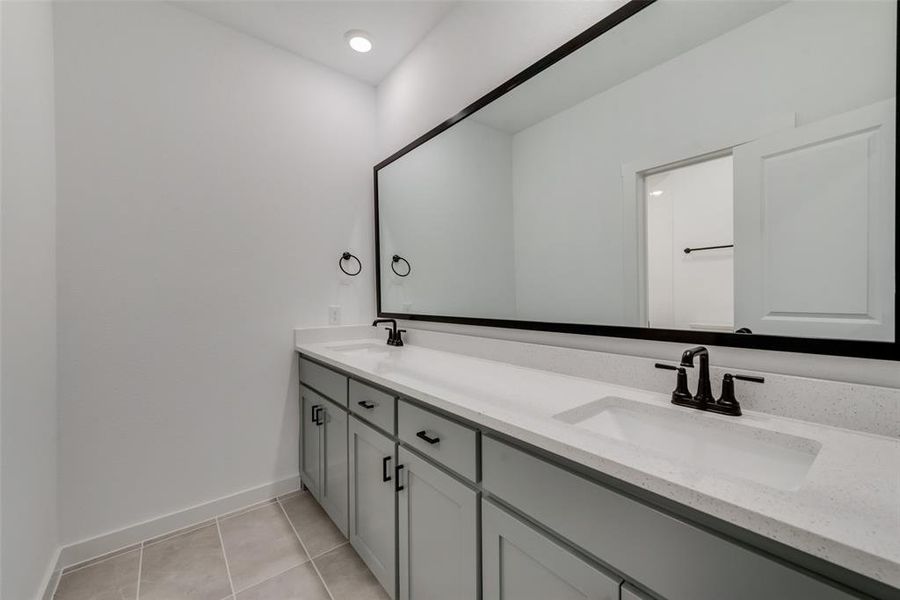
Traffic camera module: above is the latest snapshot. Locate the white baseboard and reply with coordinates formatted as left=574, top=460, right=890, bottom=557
left=46, top=475, right=299, bottom=591
left=36, top=547, right=62, bottom=600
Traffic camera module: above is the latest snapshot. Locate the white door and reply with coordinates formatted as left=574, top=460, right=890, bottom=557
left=646, top=155, right=735, bottom=332
left=733, top=99, right=895, bottom=340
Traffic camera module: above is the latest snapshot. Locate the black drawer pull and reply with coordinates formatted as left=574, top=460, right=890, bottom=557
left=358, top=400, right=376, bottom=410
left=416, top=430, right=440, bottom=445
left=396, top=464, right=405, bottom=492
left=382, top=456, right=392, bottom=482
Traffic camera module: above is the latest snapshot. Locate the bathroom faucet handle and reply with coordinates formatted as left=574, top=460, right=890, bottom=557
left=655, top=364, right=692, bottom=405
left=714, top=373, right=764, bottom=416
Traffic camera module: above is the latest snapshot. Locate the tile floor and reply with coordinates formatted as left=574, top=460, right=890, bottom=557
left=53, top=490, right=389, bottom=600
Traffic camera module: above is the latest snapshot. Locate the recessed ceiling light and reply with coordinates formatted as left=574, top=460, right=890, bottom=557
left=345, top=30, right=372, bottom=53
left=649, top=190, right=664, bottom=197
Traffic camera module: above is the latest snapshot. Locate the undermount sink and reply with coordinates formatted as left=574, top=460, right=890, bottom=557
left=325, top=341, right=392, bottom=356
left=554, top=397, right=821, bottom=491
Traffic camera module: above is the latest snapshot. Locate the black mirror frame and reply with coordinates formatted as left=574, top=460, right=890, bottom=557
left=373, top=0, right=899, bottom=361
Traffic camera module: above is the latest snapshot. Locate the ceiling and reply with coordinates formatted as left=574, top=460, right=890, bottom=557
left=175, top=1, right=456, bottom=85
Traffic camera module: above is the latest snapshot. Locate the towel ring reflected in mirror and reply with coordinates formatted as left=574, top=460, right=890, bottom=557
left=392, top=255, right=411, bottom=277
left=340, top=251, right=362, bottom=276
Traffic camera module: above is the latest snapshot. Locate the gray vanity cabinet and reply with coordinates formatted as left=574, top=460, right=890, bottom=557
left=482, top=500, right=621, bottom=600
left=300, top=385, right=349, bottom=535
left=300, top=357, right=348, bottom=406
left=482, top=437, right=856, bottom=600
left=319, top=400, right=348, bottom=535
left=349, top=416, right=397, bottom=598
left=300, top=385, right=323, bottom=496
left=299, top=356, right=872, bottom=600
left=397, top=447, right=478, bottom=600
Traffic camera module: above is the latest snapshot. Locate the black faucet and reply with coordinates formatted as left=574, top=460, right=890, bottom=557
left=656, top=347, right=765, bottom=417
left=680, top=346, right=713, bottom=405
left=372, top=319, right=405, bottom=347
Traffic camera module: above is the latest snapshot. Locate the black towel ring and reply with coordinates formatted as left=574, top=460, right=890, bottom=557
left=339, top=251, right=362, bottom=276
left=391, top=254, right=411, bottom=277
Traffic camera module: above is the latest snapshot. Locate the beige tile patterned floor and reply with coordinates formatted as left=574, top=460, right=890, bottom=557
left=53, top=491, right=389, bottom=600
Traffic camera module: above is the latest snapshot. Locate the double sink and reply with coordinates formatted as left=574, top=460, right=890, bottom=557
left=326, top=341, right=821, bottom=492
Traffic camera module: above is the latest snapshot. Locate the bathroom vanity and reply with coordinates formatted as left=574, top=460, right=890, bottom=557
left=295, top=332, right=900, bottom=600
left=298, top=3, right=899, bottom=597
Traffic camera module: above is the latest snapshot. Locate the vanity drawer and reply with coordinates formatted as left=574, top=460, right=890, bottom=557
left=397, top=400, right=477, bottom=481
left=349, top=379, right=395, bottom=434
left=482, top=437, right=854, bottom=600
left=299, top=357, right=347, bottom=406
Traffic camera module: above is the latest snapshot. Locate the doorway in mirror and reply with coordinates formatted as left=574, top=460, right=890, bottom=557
left=645, top=155, right=734, bottom=333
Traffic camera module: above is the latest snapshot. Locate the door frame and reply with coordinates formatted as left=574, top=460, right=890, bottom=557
left=621, top=113, right=796, bottom=330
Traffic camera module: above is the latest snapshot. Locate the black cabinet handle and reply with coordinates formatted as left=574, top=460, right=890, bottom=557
left=313, top=406, right=324, bottom=426
left=416, top=430, right=440, bottom=445
left=382, top=456, right=392, bottom=482
left=358, top=400, right=376, bottom=410
left=396, top=464, right=404, bottom=492
left=311, top=404, right=321, bottom=423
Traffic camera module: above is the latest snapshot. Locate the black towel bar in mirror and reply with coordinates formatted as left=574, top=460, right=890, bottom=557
left=392, top=254, right=411, bottom=277
left=683, top=244, right=734, bottom=254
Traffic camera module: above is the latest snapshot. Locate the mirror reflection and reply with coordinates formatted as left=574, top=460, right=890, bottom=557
left=378, top=0, right=896, bottom=342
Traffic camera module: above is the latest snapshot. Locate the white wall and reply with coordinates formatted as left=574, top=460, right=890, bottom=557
left=53, top=2, right=376, bottom=545
left=379, top=118, right=516, bottom=317
left=376, top=1, right=900, bottom=388
left=1, top=2, right=60, bottom=597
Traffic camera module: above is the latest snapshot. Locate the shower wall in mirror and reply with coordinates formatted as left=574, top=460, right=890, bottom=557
left=375, top=0, right=897, bottom=358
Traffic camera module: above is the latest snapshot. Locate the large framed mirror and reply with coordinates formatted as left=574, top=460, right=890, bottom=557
left=374, top=0, right=898, bottom=360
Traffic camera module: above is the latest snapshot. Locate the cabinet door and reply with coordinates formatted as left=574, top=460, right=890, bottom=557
left=320, top=401, right=349, bottom=536
left=349, top=416, right=396, bottom=598
left=300, top=386, right=322, bottom=496
left=482, top=500, right=620, bottom=600
left=397, top=448, right=478, bottom=600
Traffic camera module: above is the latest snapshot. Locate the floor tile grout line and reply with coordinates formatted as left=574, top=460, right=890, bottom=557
left=141, top=520, right=216, bottom=550
left=218, top=498, right=278, bottom=524
left=56, top=494, right=330, bottom=600
left=309, top=541, right=349, bottom=561
left=60, top=544, right=142, bottom=576
left=215, top=517, right=237, bottom=599
left=62, top=515, right=213, bottom=576
left=134, top=544, right=143, bottom=600
left=230, top=559, right=309, bottom=596
left=56, top=492, right=302, bottom=577
left=276, top=498, right=338, bottom=600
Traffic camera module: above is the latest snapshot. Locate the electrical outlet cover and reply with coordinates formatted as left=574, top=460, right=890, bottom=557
left=328, top=305, right=341, bottom=325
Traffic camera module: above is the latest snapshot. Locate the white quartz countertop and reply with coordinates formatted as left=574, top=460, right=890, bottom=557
left=295, top=334, right=900, bottom=589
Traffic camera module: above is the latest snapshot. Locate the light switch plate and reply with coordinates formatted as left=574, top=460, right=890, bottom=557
left=328, top=305, right=341, bottom=325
